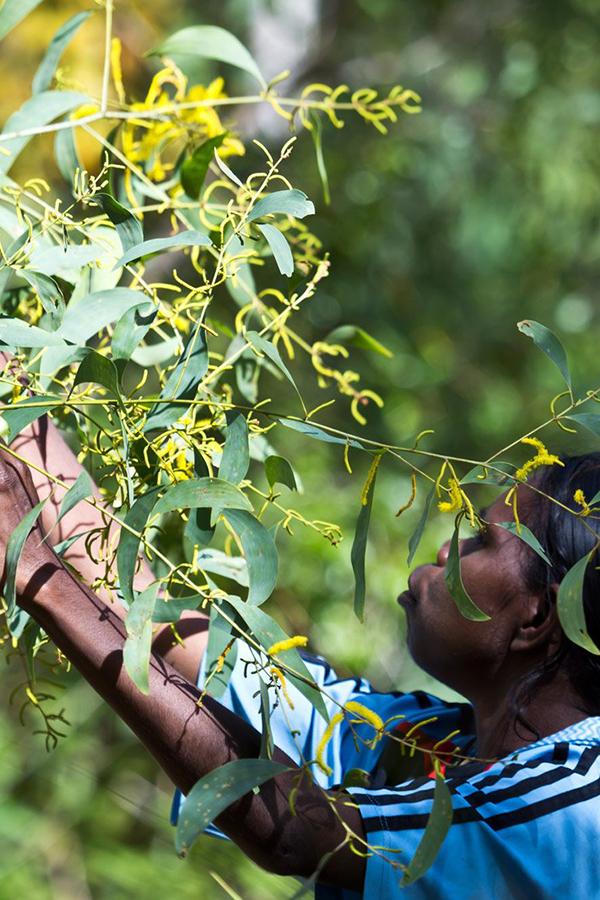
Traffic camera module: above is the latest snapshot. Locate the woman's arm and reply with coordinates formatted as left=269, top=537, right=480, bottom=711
left=1, top=452, right=365, bottom=890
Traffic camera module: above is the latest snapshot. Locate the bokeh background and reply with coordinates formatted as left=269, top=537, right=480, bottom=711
left=1, top=0, right=599, bottom=896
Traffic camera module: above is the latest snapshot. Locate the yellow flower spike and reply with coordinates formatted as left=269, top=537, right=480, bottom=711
left=437, top=476, right=463, bottom=514
left=351, top=389, right=384, bottom=427
left=360, top=451, right=384, bottom=506
left=396, top=472, right=417, bottom=517
left=270, top=666, right=295, bottom=709
left=110, top=37, right=126, bottom=105
left=315, top=711, right=344, bottom=776
left=25, top=688, right=38, bottom=706
left=267, top=635, right=309, bottom=656
left=343, top=441, right=353, bottom=475
left=574, top=489, right=592, bottom=517
left=344, top=701, right=384, bottom=738
left=514, top=436, right=564, bottom=482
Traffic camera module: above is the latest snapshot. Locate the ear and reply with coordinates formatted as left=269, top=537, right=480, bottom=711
left=509, top=584, right=561, bottom=654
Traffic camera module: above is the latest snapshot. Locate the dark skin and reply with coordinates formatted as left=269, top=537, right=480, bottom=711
left=0, top=439, right=592, bottom=888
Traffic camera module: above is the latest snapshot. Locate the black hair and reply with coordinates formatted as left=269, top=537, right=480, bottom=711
left=517, top=453, right=600, bottom=728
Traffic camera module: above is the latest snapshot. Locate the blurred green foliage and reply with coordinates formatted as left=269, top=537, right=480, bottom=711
left=1, top=0, right=599, bottom=896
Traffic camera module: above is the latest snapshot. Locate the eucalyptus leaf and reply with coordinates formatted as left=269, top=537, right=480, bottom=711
left=0, top=395, right=59, bottom=443
left=151, top=594, right=203, bottom=624
left=246, top=332, right=305, bottom=411
left=518, top=320, right=572, bottom=393
left=184, top=450, right=215, bottom=549
left=57, top=470, right=93, bottom=524
left=444, top=522, right=490, bottom=621
left=72, top=350, right=122, bottom=406
left=176, top=758, right=288, bottom=857
left=0, top=319, right=66, bottom=348
left=4, top=498, right=47, bottom=622
left=203, top=598, right=237, bottom=699
left=150, top=26, right=266, bottom=89
left=259, top=678, right=274, bottom=759
left=0, top=91, right=90, bottom=176
left=257, top=223, right=294, bottom=277
left=112, top=303, right=156, bottom=360
left=96, top=193, right=143, bottom=255
left=59, top=288, right=145, bottom=344
left=567, top=413, right=600, bottom=437
left=222, top=509, right=277, bottom=606
left=557, top=551, right=600, bottom=655
left=326, top=324, right=392, bottom=358
left=460, top=463, right=514, bottom=486
left=124, top=584, right=159, bottom=694
left=248, top=189, right=315, bottom=223
left=219, top=412, right=250, bottom=485
left=402, top=774, right=453, bottom=886
left=265, top=455, right=297, bottom=492
left=114, top=230, right=212, bottom=269
left=407, top=486, right=435, bottom=566
left=54, top=125, right=81, bottom=184
left=181, top=134, right=226, bottom=198
left=32, top=11, right=92, bottom=94
left=21, top=270, right=63, bottom=316
left=144, top=324, right=208, bottom=431
left=280, top=417, right=364, bottom=449
left=154, top=477, right=252, bottom=516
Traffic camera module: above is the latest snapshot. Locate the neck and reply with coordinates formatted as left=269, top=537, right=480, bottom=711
left=473, top=673, right=589, bottom=760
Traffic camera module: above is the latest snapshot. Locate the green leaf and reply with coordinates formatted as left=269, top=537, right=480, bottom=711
left=280, top=417, right=364, bottom=449
left=112, top=302, right=156, bottom=360
left=460, top=462, right=514, bottom=486
left=0, top=0, right=43, bottom=42
left=351, top=462, right=379, bottom=622
left=0, top=319, right=66, bottom=348
left=72, top=349, right=123, bottom=406
left=176, top=758, right=287, bottom=856
left=183, top=450, right=215, bottom=549
left=53, top=530, right=91, bottom=557
left=557, top=551, right=600, bottom=655
left=0, top=395, right=59, bottom=443
left=259, top=678, right=274, bottom=759
left=144, top=324, right=208, bottom=431
left=116, top=488, right=161, bottom=608
left=265, top=455, right=297, bottom=492
left=124, top=584, right=159, bottom=694
left=256, top=223, right=294, bottom=277
left=214, top=148, right=243, bottom=187
left=114, top=230, right=212, bottom=269
left=308, top=111, right=331, bottom=205
left=407, top=486, right=435, bottom=566
left=21, top=270, right=63, bottom=316
left=494, top=521, right=551, bottom=566
left=151, top=594, right=203, bottom=624
left=203, top=599, right=237, bottom=699
left=54, top=125, right=81, bottom=184
left=32, top=11, right=92, bottom=94
left=59, top=288, right=146, bottom=344
left=517, top=320, right=572, bottom=393
left=402, top=773, right=453, bottom=886
left=444, top=521, right=490, bottom=621
left=150, top=26, right=266, bottom=89
left=181, top=134, right=226, bottom=198
left=220, top=412, right=249, bottom=485
left=0, top=90, right=90, bottom=176
left=4, top=498, right=47, bottom=626
left=224, top=595, right=329, bottom=721
left=222, top=510, right=277, bottom=606
left=325, top=324, right=392, bottom=359
left=57, top=470, right=93, bottom=524
left=153, top=477, right=252, bottom=516
left=248, top=189, right=315, bottom=223
left=246, top=332, right=305, bottom=412
left=566, top=413, right=600, bottom=437
left=195, top=549, right=248, bottom=587
left=96, top=193, right=143, bottom=255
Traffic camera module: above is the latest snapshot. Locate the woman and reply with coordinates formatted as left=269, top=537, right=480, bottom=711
left=1, top=419, right=600, bottom=898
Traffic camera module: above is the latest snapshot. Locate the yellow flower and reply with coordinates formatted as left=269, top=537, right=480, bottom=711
left=437, top=476, right=462, bottom=514
left=574, top=489, right=592, bottom=517
left=315, top=711, right=344, bottom=776
left=514, top=437, right=564, bottom=482
left=267, top=635, right=308, bottom=656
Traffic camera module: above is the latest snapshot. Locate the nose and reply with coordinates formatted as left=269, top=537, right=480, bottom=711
left=436, top=538, right=451, bottom=568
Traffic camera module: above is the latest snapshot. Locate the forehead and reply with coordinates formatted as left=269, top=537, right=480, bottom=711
left=483, top=484, right=538, bottom=526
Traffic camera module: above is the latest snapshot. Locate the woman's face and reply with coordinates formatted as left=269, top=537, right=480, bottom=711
left=398, top=486, right=545, bottom=700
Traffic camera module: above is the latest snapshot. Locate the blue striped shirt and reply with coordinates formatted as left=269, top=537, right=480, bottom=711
left=172, top=642, right=600, bottom=897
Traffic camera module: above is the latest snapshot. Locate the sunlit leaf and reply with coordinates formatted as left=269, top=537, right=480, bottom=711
left=222, top=510, right=277, bottom=606
left=494, top=521, right=551, bottom=566
left=0, top=91, right=90, bottom=176
left=224, top=595, right=328, bottom=721
left=54, top=125, right=81, bottom=184
left=280, top=417, right=364, bottom=449
left=444, top=522, right=490, bottom=621
left=96, top=193, right=143, bottom=255
left=150, top=25, right=266, bottom=88
left=248, top=189, right=315, bottom=222
left=326, top=324, right=392, bottom=358
left=124, top=584, right=159, bottom=694
left=257, top=223, right=294, bottom=277
left=59, top=288, right=145, bottom=344
left=246, top=332, right=305, bottom=412
left=518, top=320, right=572, bottom=393
left=219, top=412, right=250, bottom=485
left=114, top=230, right=212, bottom=269
left=4, top=498, right=48, bottom=636
left=557, top=551, right=600, bottom=655
left=176, top=758, right=288, bottom=857
left=32, top=11, right=92, bottom=94
left=265, top=455, right=297, bottom=492
left=21, top=270, right=63, bottom=317
left=402, top=773, right=453, bottom=886
left=112, top=302, right=157, bottom=361
left=0, top=395, right=59, bottom=443
left=203, top=598, right=237, bottom=699
left=72, top=349, right=123, bottom=406
left=154, top=477, right=252, bottom=516
left=144, top=325, right=208, bottom=431
left=0, top=319, right=66, bottom=348
left=181, top=134, right=226, bottom=198
left=57, top=470, right=93, bottom=524
left=0, top=0, right=43, bottom=42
